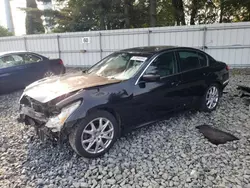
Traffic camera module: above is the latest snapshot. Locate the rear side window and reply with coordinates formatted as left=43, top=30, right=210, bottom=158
left=197, top=52, right=207, bottom=67
left=208, top=56, right=217, bottom=65
left=178, top=50, right=207, bottom=72
left=23, top=54, right=42, bottom=63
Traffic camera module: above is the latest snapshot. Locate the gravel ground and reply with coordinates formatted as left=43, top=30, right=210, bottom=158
left=0, top=71, right=250, bottom=188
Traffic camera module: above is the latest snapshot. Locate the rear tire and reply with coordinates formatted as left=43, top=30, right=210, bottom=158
left=69, top=110, right=119, bottom=158
left=43, top=70, right=55, bottom=78
left=200, top=84, right=221, bottom=112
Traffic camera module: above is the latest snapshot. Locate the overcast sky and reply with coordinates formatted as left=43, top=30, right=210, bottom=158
left=0, top=0, right=26, bottom=36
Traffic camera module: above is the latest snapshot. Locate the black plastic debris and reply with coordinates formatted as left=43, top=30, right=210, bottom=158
left=196, top=124, right=239, bottom=145
left=237, top=85, right=250, bottom=108
left=237, top=85, right=250, bottom=98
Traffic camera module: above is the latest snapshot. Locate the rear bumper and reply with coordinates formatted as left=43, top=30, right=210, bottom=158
left=61, top=66, right=66, bottom=74
left=52, top=64, right=66, bottom=75
left=57, top=65, right=66, bottom=75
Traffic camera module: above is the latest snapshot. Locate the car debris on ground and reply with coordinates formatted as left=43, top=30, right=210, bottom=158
left=196, top=124, right=239, bottom=145
left=237, top=84, right=250, bottom=109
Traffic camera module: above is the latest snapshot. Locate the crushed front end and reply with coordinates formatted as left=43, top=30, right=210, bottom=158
left=18, top=94, right=81, bottom=142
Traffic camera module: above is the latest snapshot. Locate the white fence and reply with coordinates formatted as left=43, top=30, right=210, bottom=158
left=1, top=22, right=250, bottom=67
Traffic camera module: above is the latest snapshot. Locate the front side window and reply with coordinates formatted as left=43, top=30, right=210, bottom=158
left=0, top=55, right=23, bottom=68
left=178, top=50, right=207, bottom=72
left=144, top=52, right=177, bottom=77
left=88, top=52, right=149, bottom=80
left=12, top=55, right=25, bottom=65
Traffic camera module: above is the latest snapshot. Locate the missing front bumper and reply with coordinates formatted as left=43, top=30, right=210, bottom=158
left=20, top=115, right=59, bottom=141
left=19, top=105, right=48, bottom=123
left=18, top=109, right=63, bottom=142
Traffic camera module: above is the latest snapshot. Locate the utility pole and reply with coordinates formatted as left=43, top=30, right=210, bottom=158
left=4, top=0, right=15, bottom=34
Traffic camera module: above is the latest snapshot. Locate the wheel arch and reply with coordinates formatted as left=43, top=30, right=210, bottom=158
left=199, top=82, right=221, bottom=112
left=68, top=109, right=120, bottom=158
left=204, top=80, right=223, bottom=95
left=211, top=81, right=223, bottom=96
left=86, top=107, right=122, bottom=137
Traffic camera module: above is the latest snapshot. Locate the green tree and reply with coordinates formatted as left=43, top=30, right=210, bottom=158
left=185, top=0, right=217, bottom=25
left=48, top=0, right=250, bottom=34
left=157, top=0, right=175, bottom=26
left=24, top=0, right=45, bottom=34
left=172, top=0, right=185, bottom=25
left=52, top=0, right=99, bottom=32
left=52, top=0, right=137, bottom=32
left=218, top=0, right=250, bottom=22
left=184, top=0, right=250, bottom=25
left=124, top=0, right=131, bottom=28
left=37, top=0, right=57, bottom=32
left=149, top=0, right=157, bottom=27
left=0, top=25, right=13, bottom=37
left=128, top=0, right=149, bottom=28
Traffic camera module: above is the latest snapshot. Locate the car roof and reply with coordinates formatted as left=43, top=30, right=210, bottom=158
left=0, top=51, right=27, bottom=56
left=0, top=51, right=41, bottom=57
left=119, top=46, right=203, bottom=55
left=0, top=51, right=48, bottom=59
left=119, top=46, right=176, bottom=54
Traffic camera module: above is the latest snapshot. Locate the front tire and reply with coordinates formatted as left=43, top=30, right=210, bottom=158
left=69, top=110, right=119, bottom=158
left=200, top=84, right=221, bottom=112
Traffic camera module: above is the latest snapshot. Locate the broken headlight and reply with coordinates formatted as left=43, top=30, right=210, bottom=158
left=45, top=100, right=81, bottom=132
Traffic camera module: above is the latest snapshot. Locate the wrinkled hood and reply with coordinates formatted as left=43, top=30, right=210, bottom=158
left=24, top=72, right=120, bottom=103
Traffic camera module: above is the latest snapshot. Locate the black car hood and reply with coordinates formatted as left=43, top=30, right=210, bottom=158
left=23, top=72, right=120, bottom=103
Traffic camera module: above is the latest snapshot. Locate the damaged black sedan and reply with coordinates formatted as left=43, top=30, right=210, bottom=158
left=18, top=46, right=229, bottom=158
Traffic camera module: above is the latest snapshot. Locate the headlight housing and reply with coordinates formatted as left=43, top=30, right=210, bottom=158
left=45, top=100, right=81, bottom=132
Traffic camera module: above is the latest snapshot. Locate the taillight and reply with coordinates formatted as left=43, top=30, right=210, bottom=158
left=226, top=65, right=229, bottom=71
left=59, top=59, right=64, bottom=65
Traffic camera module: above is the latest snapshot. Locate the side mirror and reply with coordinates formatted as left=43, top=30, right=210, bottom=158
left=142, top=74, right=160, bottom=82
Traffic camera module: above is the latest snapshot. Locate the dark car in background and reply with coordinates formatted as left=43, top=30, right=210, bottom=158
left=18, top=46, right=229, bottom=158
left=0, top=51, right=65, bottom=94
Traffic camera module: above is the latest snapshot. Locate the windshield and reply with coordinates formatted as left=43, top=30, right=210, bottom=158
left=87, top=53, right=149, bottom=80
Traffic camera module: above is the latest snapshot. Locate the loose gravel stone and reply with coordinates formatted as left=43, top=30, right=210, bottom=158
left=107, top=179, right=116, bottom=185
left=0, top=70, right=250, bottom=188
left=162, top=173, right=168, bottom=180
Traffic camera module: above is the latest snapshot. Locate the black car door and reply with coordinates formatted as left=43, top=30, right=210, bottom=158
left=129, top=51, right=184, bottom=126
left=176, top=50, right=209, bottom=107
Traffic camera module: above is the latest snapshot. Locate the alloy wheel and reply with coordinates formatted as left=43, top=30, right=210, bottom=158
left=44, top=71, right=54, bottom=78
left=206, top=86, right=219, bottom=109
left=81, top=117, right=114, bottom=154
